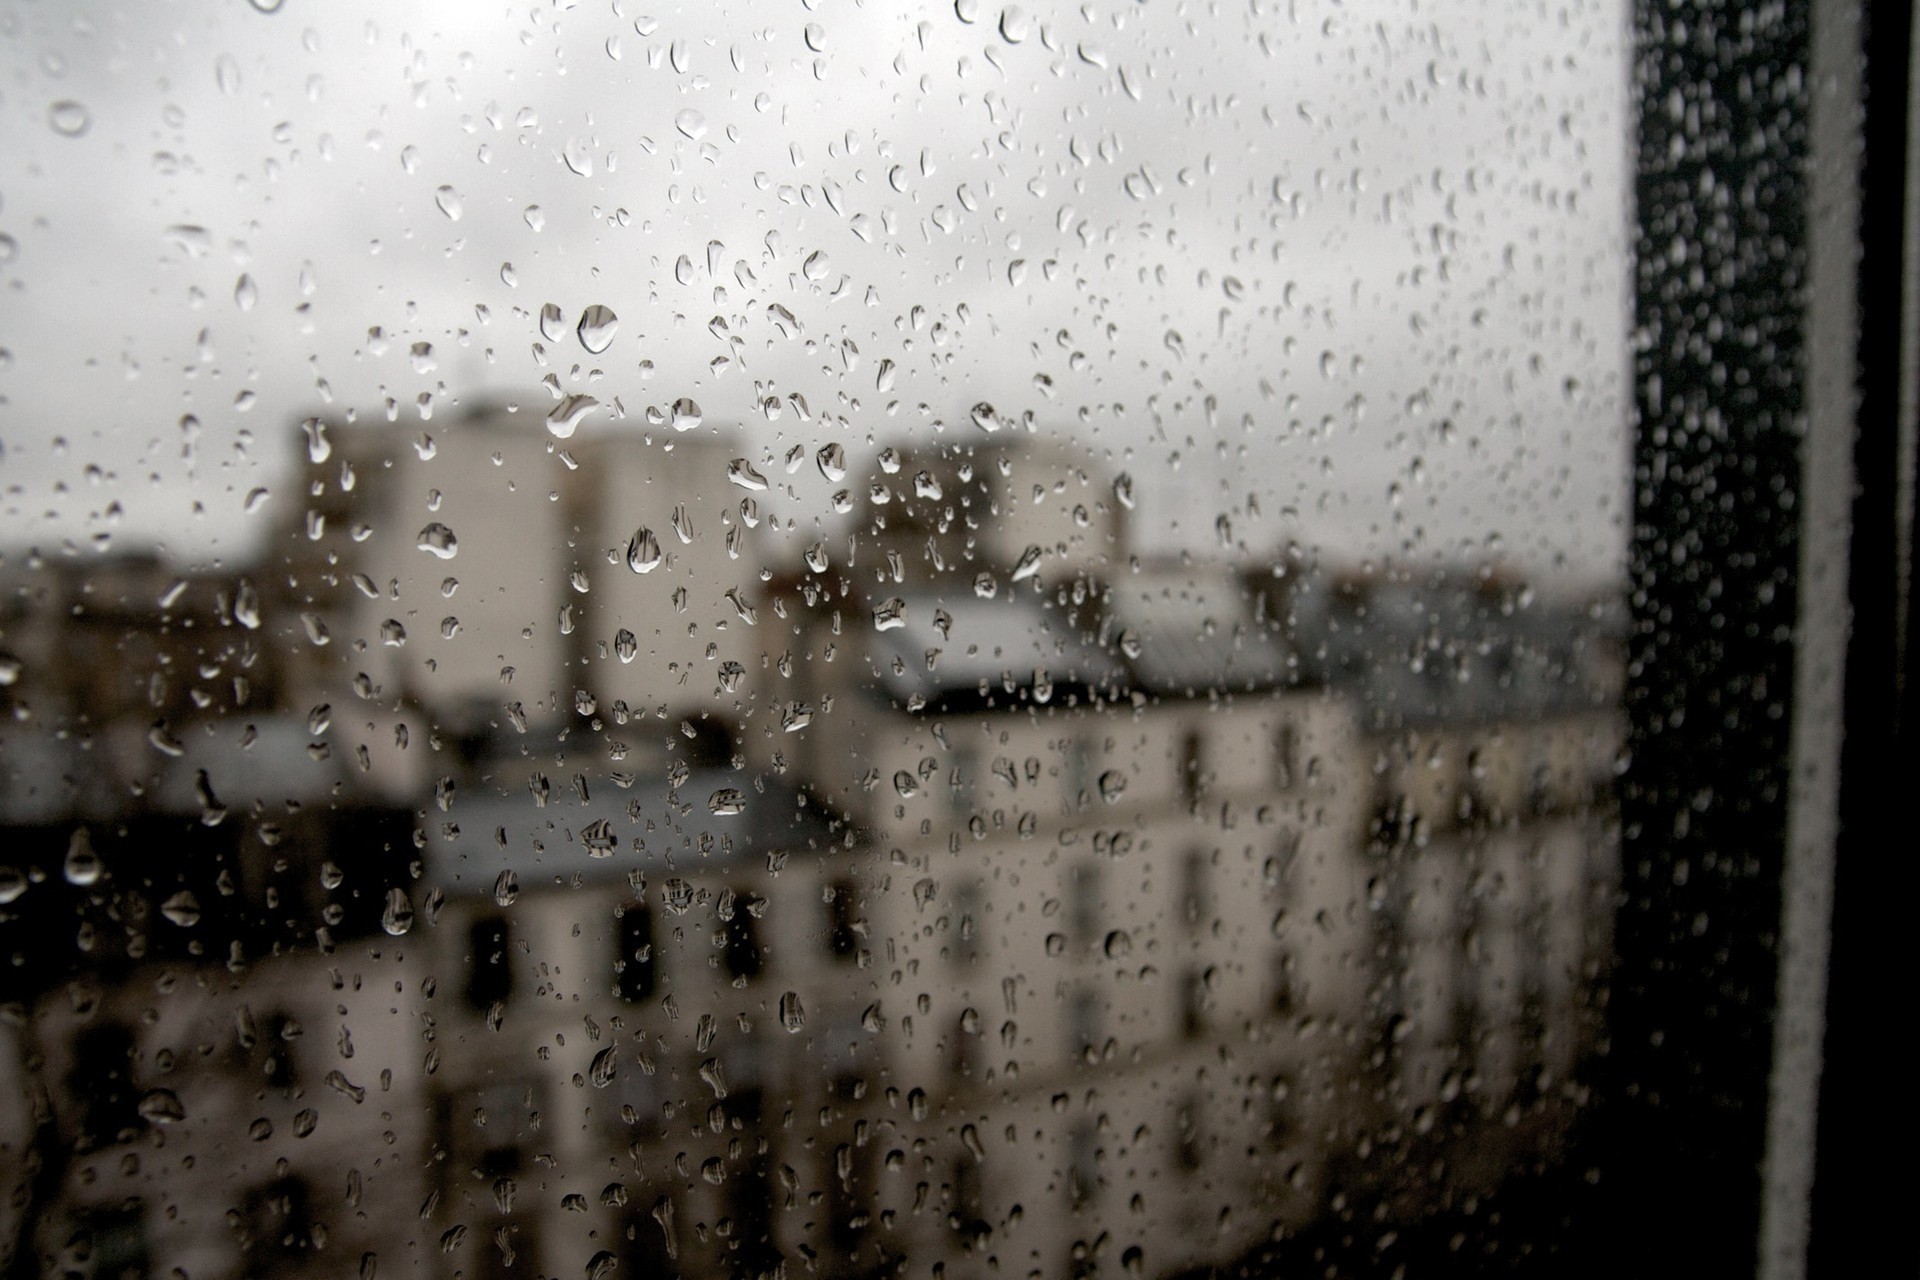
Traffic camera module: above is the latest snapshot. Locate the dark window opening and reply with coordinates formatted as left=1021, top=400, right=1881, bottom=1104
left=1175, top=1098, right=1204, bottom=1173
left=1266, top=1077, right=1295, bottom=1150
left=242, top=1175, right=315, bottom=1268
left=258, top=1010, right=301, bottom=1091
left=825, top=878, right=861, bottom=961
left=1179, top=729, right=1205, bottom=804
left=1275, top=722, right=1298, bottom=788
left=70, top=1022, right=144, bottom=1149
left=625, top=1200, right=678, bottom=1274
left=76, top=1202, right=150, bottom=1280
left=1179, top=849, right=1208, bottom=930
left=475, top=1215, right=538, bottom=1280
left=1068, top=1122, right=1099, bottom=1208
left=953, top=881, right=983, bottom=966
left=617, top=902, right=655, bottom=1002
left=468, top=916, right=513, bottom=1011
left=1272, top=950, right=1296, bottom=1016
left=826, top=1140, right=874, bottom=1253
left=948, top=1010, right=980, bottom=1081
left=1180, top=967, right=1207, bottom=1040
left=720, top=1089, right=776, bottom=1272
left=724, top=896, right=762, bottom=981
left=477, top=1144, right=524, bottom=1181
left=1068, top=989, right=1100, bottom=1062
left=950, top=1156, right=988, bottom=1244
left=1068, top=862, right=1100, bottom=949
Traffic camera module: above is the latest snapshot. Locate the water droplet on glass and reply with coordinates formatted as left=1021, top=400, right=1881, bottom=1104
left=64, top=829, right=102, bottom=886
left=814, top=443, right=849, bottom=482
left=626, top=528, right=662, bottom=573
left=42, top=94, right=96, bottom=142
left=580, top=819, right=617, bottom=857
left=524, top=204, right=545, bottom=231
left=661, top=878, right=695, bottom=915
left=780, top=991, right=806, bottom=1032
left=138, top=1089, right=186, bottom=1124
left=300, top=416, right=332, bottom=463
left=674, top=108, right=707, bottom=140
left=233, top=273, right=258, bottom=312
left=493, top=870, right=519, bottom=907
left=0, top=868, right=25, bottom=906
left=782, top=704, right=813, bottom=732
left=233, top=578, right=263, bottom=629
left=589, top=1046, right=618, bottom=1088
left=669, top=397, right=703, bottom=431
left=1097, top=770, right=1127, bottom=802
left=325, top=1069, right=367, bottom=1103
left=577, top=304, right=618, bottom=353
left=726, top=458, right=769, bottom=492
left=893, top=771, right=919, bottom=798
left=614, top=628, right=638, bottom=663
left=954, top=0, right=980, bottom=23
left=970, top=402, right=1001, bottom=433
left=562, top=138, right=594, bottom=177
left=539, top=302, right=566, bottom=342
left=873, top=597, right=906, bottom=631
left=381, top=887, right=415, bottom=935
left=548, top=394, right=600, bottom=438
left=161, top=891, right=201, bottom=927
left=803, top=22, right=827, bottom=51
left=708, top=789, right=745, bottom=816
left=1010, top=546, right=1044, bottom=582
left=1113, top=472, right=1135, bottom=509
left=48, top=100, right=91, bottom=137
left=417, top=522, right=459, bottom=559
left=434, top=185, right=463, bottom=221
left=998, top=6, right=1030, bottom=42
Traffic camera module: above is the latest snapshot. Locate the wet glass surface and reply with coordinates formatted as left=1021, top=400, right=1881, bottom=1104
left=4, top=2, right=1835, bottom=1278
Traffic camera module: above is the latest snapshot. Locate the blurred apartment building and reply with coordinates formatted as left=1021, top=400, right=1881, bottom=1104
left=0, top=404, right=1622, bottom=1280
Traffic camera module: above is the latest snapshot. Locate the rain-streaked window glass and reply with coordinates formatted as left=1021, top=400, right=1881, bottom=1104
left=0, top=0, right=1884, bottom=1277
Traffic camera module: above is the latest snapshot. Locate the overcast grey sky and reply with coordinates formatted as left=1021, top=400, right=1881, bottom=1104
left=0, top=0, right=1629, bottom=580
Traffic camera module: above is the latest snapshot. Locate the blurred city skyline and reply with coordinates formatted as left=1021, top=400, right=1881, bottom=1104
left=0, top=0, right=1630, bottom=580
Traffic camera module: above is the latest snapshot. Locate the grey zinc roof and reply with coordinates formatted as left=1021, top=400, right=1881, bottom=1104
left=1105, top=570, right=1291, bottom=696
left=859, top=590, right=1128, bottom=708
left=422, top=766, right=851, bottom=895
